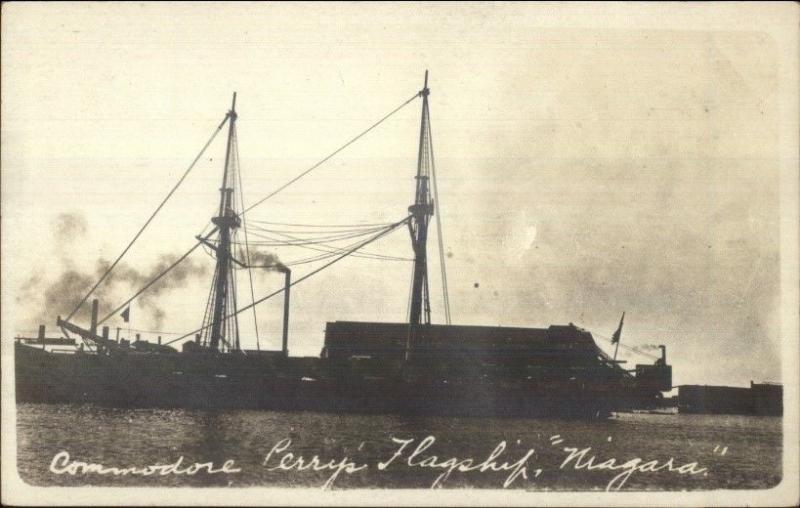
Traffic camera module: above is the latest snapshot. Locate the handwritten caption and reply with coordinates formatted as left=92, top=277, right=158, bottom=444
left=50, top=434, right=711, bottom=490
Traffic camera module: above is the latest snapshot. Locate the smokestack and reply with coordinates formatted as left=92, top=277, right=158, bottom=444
left=136, top=333, right=141, bottom=342
left=282, top=268, right=291, bottom=356
left=158, top=336, right=162, bottom=345
left=38, top=325, right=45, bottom=340
left=195, top=333, right=201, bottom=345
left=102, top=326, right=109, bottom=340
left=89, top=299, right=99, bottom=337
left=659, top=345, right=666, bottom=364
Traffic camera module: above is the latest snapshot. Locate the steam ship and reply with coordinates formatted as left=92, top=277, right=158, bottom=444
left=14, top=73, right=672, bottom=418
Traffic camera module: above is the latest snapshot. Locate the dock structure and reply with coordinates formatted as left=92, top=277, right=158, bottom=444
left=678, top=382, right=782, bottom=416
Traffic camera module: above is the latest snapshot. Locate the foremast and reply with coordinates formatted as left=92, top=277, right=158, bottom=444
left=204, top=93, right=242, bottom=352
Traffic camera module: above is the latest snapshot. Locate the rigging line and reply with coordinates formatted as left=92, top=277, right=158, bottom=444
left=267, top=230, right=412, bottom=261
left=241, top=229, right=408, bottom=265
left=229, top=253, right=243, bottom=353
left=254, top=228, right=413, bottom=262
left=97, top=228, right=219, bottom=325
left=245, top=222, right=389, bottom=238
left=201, top=263, right=219, bottom=345
left=163, top=216, right=411, bottom=347
left=248, top=220, right=398, bottom=228
left=244, top=230, right=391, bottom=246
left=248, top=250, right=360, bottom=268
left=426, top=104, right=451, bottom=325
left=166, top=218, right=409, bottom=347
left=234, top=124, right=261, bottom=351
left=240, top=247, right=409, bottom=264
left=242, top=233, right=382, bottom=247
left=405, top=261, right=415, bottom=324
left=199, top=222, right=214, bottom=238
left=246, top=223, right=388, bottom=240
left=247, top=239, right=364, bottom=267
left=200, top=243, right=219, bottom=261
left=66, top=113, right=231, bottom=322
left=242, top=92, right=420, bottom=215
left=233, top=240, right=410, bottom=262
left=258, top=248, right=384, bottom=266
left=244, top=224, right=392, bottom=236
left=243, top=227, right=393, bottom=246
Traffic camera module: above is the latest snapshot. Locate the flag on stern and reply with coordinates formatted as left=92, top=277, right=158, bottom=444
left=611, top=311, right=625, bottom=344
left=120, top=306, right=130, bottom=323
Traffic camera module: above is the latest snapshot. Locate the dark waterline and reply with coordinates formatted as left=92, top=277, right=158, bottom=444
left=16, top=403, right=781, bottom=490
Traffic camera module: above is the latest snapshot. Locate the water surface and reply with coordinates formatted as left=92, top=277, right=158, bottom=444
left=16, top=404, right=781, bottom=490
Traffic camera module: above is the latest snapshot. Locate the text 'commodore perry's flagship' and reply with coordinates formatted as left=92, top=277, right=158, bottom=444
left=15, top=73, right=672, bottom=419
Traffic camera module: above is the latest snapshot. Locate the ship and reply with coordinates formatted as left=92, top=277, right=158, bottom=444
left=14, top=73, right=672, bottom=419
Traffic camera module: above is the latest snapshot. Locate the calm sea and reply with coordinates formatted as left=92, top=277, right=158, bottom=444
left=15, top=403, right=781, bottom=491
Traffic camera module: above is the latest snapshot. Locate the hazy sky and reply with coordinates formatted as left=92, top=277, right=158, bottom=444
left=2, top=3, right=797, bottom=387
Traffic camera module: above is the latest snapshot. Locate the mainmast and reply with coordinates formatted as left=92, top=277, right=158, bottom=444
left=406, top=72, right=434, bottom=358
left=207, top=93, right=241, bottom=352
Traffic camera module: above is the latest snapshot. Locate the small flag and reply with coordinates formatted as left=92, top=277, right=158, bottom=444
left=120, top=306, right=130, bottom=323
left=611, top=311, right=625, bottom=344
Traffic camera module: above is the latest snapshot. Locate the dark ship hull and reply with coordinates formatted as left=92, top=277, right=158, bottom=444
left=15, top=321, right=671, bottom=419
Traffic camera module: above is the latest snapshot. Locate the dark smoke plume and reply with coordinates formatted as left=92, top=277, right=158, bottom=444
left=17, top=212, right=209, bottom=329
left=248, top=251, right=288, bottom=273
left=99, top=254, right=209, bottom=328
left=22, top=256, right=208, bottom=329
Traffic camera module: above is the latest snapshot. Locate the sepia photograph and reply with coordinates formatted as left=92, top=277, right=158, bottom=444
left=1, top=2, right=798, bottom=506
